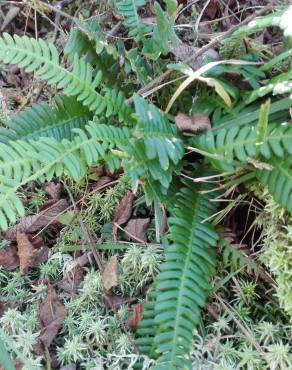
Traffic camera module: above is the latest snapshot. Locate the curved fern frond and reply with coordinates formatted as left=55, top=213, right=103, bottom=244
left=257, top=157, right=292, bottom=212
left=0, top=33, right=133, bottom=122
left=139, top=180, right=218, bottom=369
left=0, top=96, right=92, bottom=143
left=0, top=123, right=132, bottom=230
left=194, top=123, right=292, bottom=168
left=115, top=0, right=151, bottom=39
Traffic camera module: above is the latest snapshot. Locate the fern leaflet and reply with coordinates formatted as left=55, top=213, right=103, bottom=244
left=0, top=97, right=92, bottom=143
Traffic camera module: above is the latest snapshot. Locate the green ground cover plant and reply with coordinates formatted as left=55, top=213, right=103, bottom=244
left=0, top=1, right=291, bottom=369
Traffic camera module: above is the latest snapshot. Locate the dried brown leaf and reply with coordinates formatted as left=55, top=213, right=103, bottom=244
left=175, top=113, right=211, bottom=133
left=113, top=190, right=134, bottom=239
left=5, top=199, right=69, bottom=240
left=105, top=295, right=136, bottom=310
left=44, top=182, right=61, bottom=200
left=38, top=287, right=66, bottom=349
left=1, top=6, right=20, bottom=31
left=124, top=218, right=150, bottom=242
left=17, top=232, right=49, bottom=275
left=128, top=303, right=144, bottom=329
left=58, top=265, right=84, bottom=295
left=0, top=246, right=19, bottom=270
left=102, top=256, right=118, bottom=291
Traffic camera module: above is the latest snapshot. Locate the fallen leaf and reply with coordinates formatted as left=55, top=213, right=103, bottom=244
left=175, top=113, right=211, bottom=133
left=105, top=295, right=136, bottom=310
left=0, top=246, right=19, bottom=270
left=113, top=190, right=134, bottom=239
left=44, top=182, right=61, bottom=200
left=102, top=256, right=118, bottom=291
left=1, top=6, right=20, bottom=31
left=0, top=302, right=11, bottom=318
left=170, top=44, right=219, bottom=70
left=128, top=303, right=144, bottom=329
left=5, top=199, right=69, bottom=240
left=124, top=218, right=150, bottom=242
left=203, top=0, right=219, bottom=19
left=38, top=287, right=66, bottom=349
left=58, top=266, right=84, bottom=295
left=17, top=232, right=49, bottom=275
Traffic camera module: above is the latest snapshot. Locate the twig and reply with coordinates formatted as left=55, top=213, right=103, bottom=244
left=125, top=5, right=273, bottom=106
left=114, top=222, right=146, bottom=244
left=34, top=179, right=120, bottom=237
left=216, top=294, right=267, bottom=359
left=62, top=182, right=104, bottom=271
left=62, top=183, right=139, bottom=353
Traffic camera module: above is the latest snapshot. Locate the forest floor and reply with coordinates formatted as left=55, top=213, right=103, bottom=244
left=0, top=1, right=291, bottom=370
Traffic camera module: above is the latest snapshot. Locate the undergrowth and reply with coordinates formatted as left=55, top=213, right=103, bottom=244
left=0, top=1, right=291, bottom=369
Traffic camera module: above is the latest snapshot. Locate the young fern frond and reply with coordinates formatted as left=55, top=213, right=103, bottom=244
left=257, top=157, right=292, bottom=212
left=0, top=123, right=132, bottom=230
left=138, top=180, right=219, bottom=369
left=0, top=33, right=133, bottom=122
left=0, top=97, right=92, bottom=143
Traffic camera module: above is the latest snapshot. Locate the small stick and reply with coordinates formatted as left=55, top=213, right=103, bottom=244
left=216, top=294, right=267, bottom=359
left=62, top=182, right=103, bottom=271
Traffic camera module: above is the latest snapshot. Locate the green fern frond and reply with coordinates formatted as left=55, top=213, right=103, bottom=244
left=257, top=157, right=292, bottom=212
left=0, top=123, right=132, bottom=230
left=194, top=123, right=292, bottom=168
left=0, top=33, right=133, bottom=122
left=221, top=7, right=292, bottom=57
left=115, top=0, right=151, bottom=39
left=0, top=96, right=92, bottom=143
left=64, top=28, right=98, bottom=64
left=122, top=96, right=184, bottom=203
left=139, top=180, right=219, bottom=369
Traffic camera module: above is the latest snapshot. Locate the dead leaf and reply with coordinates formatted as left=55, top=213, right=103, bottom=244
left=0, top=246, right=19, bottom=270
left=170, top=44, right=219, bottom=70
left=128, top=303, right=144, bottom=329
left=44, top=182, right=61, bottom=200
left=58, top=266, right=84, bottom=295
left=102, top=256, right=118, bottom=291
left=124, top=218, right=150, bottom=243
left=5, top=199, right=69, bottom=240
left=105, top=295, right=136, bottom=310
left=113, top=190, right=134, bottom=239
left=17, top=232, right=49, bottom=275
left=38, top=287, right=66, bottom=349
left=175, top=113, right=211, bottom=133
left=1, top=6, right=20, bottom=31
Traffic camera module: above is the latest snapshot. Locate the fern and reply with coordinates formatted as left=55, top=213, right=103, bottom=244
left=0, top=96, right=92, bottom=143
left=257, top=157, right=292, bottom=212
left=0, top=123, right=132, bottom=230
left=0, top=33, right=133, bottom=123
left=221, top=7, right=292, bottom=58
left=140, top=180, right=218, bottom=369
left=122, top=95, right=184, bottom=203
left=115, top=0, right=151, bottom=39
left=194, top=123, right=292, bottom=170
